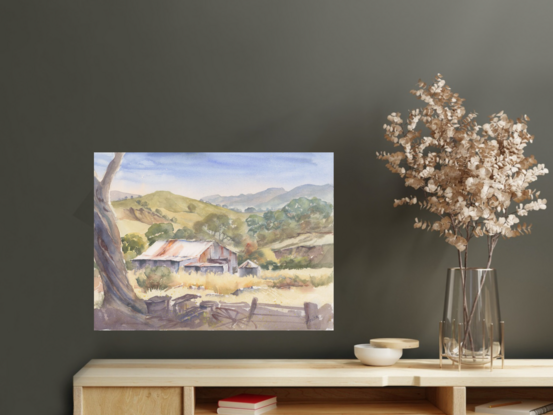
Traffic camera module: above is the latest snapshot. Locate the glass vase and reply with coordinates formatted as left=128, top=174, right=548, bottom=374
left=441, top=268, right=504, bottom=366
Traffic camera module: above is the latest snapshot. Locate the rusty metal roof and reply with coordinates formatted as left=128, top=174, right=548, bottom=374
left=134, top=240, right=213, bottom=262
left=239, top=260, right=259, bottom=269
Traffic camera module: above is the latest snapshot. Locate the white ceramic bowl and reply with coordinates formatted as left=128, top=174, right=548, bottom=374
left=354, top=344, right=403, bottom=366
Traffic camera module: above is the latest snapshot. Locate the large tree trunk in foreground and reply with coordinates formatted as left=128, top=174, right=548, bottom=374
left=94, top=153, right=147, bottom=314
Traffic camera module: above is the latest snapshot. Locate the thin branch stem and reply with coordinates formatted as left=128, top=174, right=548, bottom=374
left=101, top=152, right=125, bottom=191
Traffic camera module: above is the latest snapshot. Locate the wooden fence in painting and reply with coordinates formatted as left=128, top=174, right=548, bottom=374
left=144, top=295, right=333, bottom=331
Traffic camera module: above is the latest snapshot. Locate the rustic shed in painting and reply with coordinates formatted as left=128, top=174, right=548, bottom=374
left=238, top=260, right=261, bottom=277
left=132, top=240, right=238, bottom=273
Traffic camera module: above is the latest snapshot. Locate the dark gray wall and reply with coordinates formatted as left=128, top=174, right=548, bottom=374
left=3, top=1, right=553, bottom=414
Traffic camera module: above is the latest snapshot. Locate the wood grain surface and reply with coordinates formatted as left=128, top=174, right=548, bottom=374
left=73, top=359, right=553, bottom=387
left=427, top=387, right=466, bottom=415
left=82, top=387, right=182, bottom=415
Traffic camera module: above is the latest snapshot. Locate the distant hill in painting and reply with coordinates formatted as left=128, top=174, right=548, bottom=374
left=202, top=184, right=333, bottom=211
left=201, top=187, right=286, bottom=210
left=110, top=190, right=142, bottom=201
left=258, top=184, right=333, bottom=210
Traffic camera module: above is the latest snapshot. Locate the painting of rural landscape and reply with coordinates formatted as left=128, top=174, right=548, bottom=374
left=94, top=152, right=334, bottom=330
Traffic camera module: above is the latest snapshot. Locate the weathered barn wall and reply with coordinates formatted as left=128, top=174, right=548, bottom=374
left=184, top=264, right=227, bottom=274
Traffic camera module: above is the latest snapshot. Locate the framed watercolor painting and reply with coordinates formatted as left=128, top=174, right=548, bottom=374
left=94, top=152, right=333, bottom=330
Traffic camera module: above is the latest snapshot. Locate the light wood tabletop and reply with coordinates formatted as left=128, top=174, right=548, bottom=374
left=74, top=359, right=553, bottom=387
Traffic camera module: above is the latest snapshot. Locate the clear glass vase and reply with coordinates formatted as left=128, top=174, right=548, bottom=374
left=441, top=268, right=504, bottom=366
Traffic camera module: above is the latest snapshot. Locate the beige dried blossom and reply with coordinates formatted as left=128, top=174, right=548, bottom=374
left=378, top=74, right=548, bottom=268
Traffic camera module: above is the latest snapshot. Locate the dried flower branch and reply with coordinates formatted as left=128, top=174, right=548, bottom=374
left=378, top=74, right=548, bottom=269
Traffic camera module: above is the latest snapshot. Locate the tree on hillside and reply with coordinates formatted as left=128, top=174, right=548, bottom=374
left=194, top=213, right=245, bottom=244
left=94, top=153, right=146, bottom=314
left=121, top=233, right=147, bottom=271
left=155, top=208, right=163, bottom=216
left=121, top=233, right=147, bottom=255
left=188, top=203, right=197, bottom=213
left=246, top=210, right=292, bottom=235
left=281, top=197, right=312, bottom=221
left=306, top=198, right=333, bottom=219
left=263, top=210, right=289, bottom=230
left=282, top=197, right=333, bottom=222
left=174, top=227, right=195, bottom=240
left=244, top=197, right=333, bottom=247
left=246, top=214, right=265, bottom=235
left=145, top=223, right=175, bottom=245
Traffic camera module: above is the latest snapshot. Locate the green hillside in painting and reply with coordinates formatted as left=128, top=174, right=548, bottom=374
left=111, top=190, right=333, bottom=268
left=113, top=190, right=249, bottom=228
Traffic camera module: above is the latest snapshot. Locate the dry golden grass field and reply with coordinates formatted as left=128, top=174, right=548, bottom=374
left=95, top=268, right=334, bottom=309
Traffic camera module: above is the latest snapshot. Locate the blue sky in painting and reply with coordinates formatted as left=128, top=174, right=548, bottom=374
left=94, top=153, right=333, bottom=199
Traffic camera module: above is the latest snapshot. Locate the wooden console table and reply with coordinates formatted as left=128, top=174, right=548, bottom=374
left=73, top=359, right=553, bottom=415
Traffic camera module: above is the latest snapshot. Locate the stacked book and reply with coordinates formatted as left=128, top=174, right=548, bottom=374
left=475, top=400, right=553, bottom=415
left=217, top=394, right=277, bottom=415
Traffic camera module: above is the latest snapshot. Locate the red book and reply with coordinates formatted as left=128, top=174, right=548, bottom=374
left=218, top=394, right=277, bottom=410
